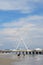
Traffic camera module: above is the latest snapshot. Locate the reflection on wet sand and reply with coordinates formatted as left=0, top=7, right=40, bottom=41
left=0, top=54, right=43, bottom=65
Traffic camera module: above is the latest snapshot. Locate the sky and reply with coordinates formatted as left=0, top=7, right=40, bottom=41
left=0, top=0, right=43, bottom=50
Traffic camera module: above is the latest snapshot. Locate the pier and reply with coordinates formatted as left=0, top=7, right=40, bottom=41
left=0, top=49, right=43, bottom=55
left=0, top=38, right=43, bottom=55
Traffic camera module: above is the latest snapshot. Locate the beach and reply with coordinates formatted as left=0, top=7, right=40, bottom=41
left=0, top=54, right=18, bottom=65
left=0, top=53, right=43, bottom=65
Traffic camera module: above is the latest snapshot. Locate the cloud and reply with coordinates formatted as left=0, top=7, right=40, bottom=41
left=0, top=43, right=3, bottom=46
left=0, top=0, right=43, bottom=49
left=0, top=15, right=43, bottom=49
left=0, top=15, right=43, bottom=38
left=0, top=0, right=43, bottom=13
left=1, top=15, right=43, bottom=28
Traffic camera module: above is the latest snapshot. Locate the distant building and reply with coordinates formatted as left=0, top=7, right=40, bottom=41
left=35, top=48, right=42, bottom=51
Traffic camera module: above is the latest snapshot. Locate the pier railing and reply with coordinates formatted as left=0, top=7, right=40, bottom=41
left=0, top=50, right=43, bottom=55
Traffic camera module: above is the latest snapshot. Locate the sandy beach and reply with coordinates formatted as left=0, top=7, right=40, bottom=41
left=0, top=54, right=43, bottom=65
left=0, top=54, right=19, bottom=65
left=0, top=58, right=12, bottom=65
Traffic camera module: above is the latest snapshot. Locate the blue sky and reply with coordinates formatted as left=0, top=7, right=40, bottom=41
left=0, top=0, right=43, bottom=50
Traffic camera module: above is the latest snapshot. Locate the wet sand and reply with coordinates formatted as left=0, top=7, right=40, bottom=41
left=0, top=54, right=43, bottom=65
left=0, top=58, right=12, bottom=65
left=0, top=54, right=19, bottom=65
